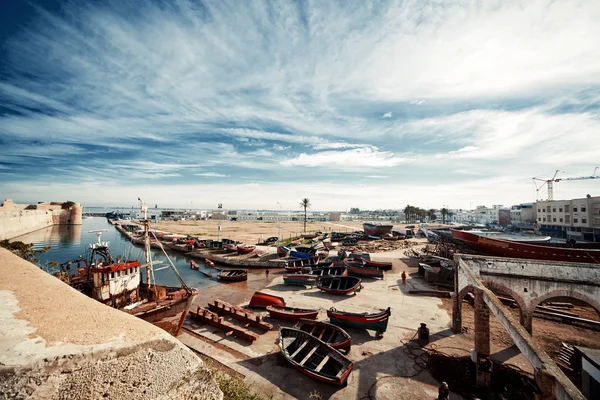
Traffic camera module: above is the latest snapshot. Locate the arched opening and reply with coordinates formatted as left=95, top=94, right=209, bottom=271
left=530, top=292, right=600, bottom=394
left=481, top=279, right=531, bottom=333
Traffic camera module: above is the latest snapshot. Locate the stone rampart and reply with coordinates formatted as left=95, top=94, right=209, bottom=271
left=0, top=199, right=82, bottom=240
left=0, top=248, right=222, bottom=400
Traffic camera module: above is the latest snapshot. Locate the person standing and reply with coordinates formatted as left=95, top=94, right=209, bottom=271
left=401, top=271, right=407, bottom=285
left=438, top=382, right=450, bottom=400
left=265, top=269, right=270, bottom=279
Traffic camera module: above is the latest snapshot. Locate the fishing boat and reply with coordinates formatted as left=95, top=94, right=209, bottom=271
left=290, top=250, right=314, bottom=259
left=237, top=244, right=256, bottom=254
left=217, top=269, right=248, bottom=282
left=346, top=264, right=384, bottom=279
left=309, top=266, right=348, bottom=277
left=285, top=265, right=311, bottom=273
left=279, top=328, right=353, bottom=385
left=283, top=274, right=318, bottom=287
left=363, top=260, right=393, bottom=270
left=363, top=222, right=394, bottom=236
left=55, top=199, right=198, bottom=336
left=316, top=276, right=362, bottom=295
left=190, top=260, right=200, bottom=270
left=296, top=319, right=352, bottom=351
left=327, top=307, right=391, bottom=335
left=248, top=291, right=286, bottom=309
left=266, top=305, right=319, bottom=321
left=277, top=246, right=291, bottom=257
left=255, top=248, right=269, bottom=257
left=205, top=258, right=216, bottom=268
left=450, top=229, right=600, bottom=263
left=223, top=242, right=238, bottom=252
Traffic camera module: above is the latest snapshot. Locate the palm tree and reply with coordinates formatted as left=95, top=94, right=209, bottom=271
left=299, top=198, right=311, bottom=233
left=441, top=208, right=448, bottom=224
left=428, top=209, right=437, bottom=222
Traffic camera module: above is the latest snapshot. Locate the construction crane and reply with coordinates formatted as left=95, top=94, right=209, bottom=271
left=533, top=167, right=599, bottom=200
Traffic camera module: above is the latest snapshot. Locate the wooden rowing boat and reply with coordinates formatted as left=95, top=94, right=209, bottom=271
left=279, top=328, right=353, bottom=385
left=316, top=276, right=362, bottom=295
left=190, top=260, right=200, bottom=270
left=309, top=266, right=347, bottom=277
left=346, top=264, right=384, bottom=279
left=217, top=269, right=248, bottom=282
left=266, top=305, right=318, bottom=321
left=205, top=258, right=215, bottom=268
left=248, top=291, right=286, bottom=309
left=296, top=319, right=352, bottom=351
left=285, top=265, right=311, bottom=273
left=277, top=246, right=291, bottom=257
left=283, top=274, right=318, bottom=287
left=327, top=307, right=391, bottom=335
left=363, top=260, right=393, bottom=270
left=223, top=242, right=238, bottom=252
left=237, top=244, right=256, bottom=254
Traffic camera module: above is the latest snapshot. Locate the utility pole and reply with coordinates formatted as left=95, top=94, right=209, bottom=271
left=277, top=201, right=281, bottom=245
left=217, top=203, right=222, bottom=241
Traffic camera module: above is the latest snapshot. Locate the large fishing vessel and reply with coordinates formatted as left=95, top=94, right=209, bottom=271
left=55, top=199, right=198, bottom=335
left=362, top=222, right=394, bottom=236
left=451, top=229, right=600, bottom=263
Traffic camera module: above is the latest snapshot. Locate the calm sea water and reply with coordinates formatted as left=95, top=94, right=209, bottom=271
left=10, top=217, right=217, bottom=290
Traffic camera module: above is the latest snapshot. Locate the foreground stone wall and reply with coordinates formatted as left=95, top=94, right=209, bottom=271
left=0, top=248, right=222, bottom=400
left=0, top=199, right=82, bottom=240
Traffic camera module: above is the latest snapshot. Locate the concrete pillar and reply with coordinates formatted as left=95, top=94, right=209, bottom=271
left=474, top=289, right=490, bottom=357
left=534, top=369, right=555, bottom=400
left=521, top=310, right=533, bottom=334
left=474, top=289, right=492, bottom=387
left=452, top=292, right=462, bottom=333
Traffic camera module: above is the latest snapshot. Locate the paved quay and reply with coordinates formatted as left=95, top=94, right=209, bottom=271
left=181, top=252, right=462, bottom=399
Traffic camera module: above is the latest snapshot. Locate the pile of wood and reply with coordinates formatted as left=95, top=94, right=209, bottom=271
left=345, top=240, right=418, bottom=253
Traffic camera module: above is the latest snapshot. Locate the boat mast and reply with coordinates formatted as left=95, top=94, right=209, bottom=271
left=139, top=198, right=153, bottom=286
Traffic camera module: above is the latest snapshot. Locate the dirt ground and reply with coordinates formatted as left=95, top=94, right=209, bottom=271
left=154, top=220, right=422, bottom=245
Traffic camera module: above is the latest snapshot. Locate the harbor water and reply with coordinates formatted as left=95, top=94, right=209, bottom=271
left=10, top=217, right=277, bottom=306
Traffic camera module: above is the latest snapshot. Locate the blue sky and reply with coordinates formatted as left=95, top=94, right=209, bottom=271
left=1, top=0, right=599, bottom=211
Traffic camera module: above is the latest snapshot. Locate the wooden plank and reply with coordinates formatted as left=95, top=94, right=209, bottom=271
left=315, top=355, right=330, bottom=372
left=300, top=345, right=319, bottom=365
left=291, top=340, right=309, bottom=359
left=208, top=299, right=272, bottom=331
left=188, top=306, right=259, bottom=342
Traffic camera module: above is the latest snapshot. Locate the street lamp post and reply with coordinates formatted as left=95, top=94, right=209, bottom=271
left=217, top=203, right=223, bottom=241
left=277, top=202, right=281, bottom=245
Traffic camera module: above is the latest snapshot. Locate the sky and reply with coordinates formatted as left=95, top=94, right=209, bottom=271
left=0, top=0, right=599, bottom=211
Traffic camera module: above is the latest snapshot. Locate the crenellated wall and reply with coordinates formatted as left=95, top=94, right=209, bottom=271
left=0, top=199, right=82, bottom=240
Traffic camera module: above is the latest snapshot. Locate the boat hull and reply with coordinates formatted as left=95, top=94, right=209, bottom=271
left=363, top=223, right=393, bottom=236
left=128, top=289, right=199, bottom=336
left=363, top=260, right=393, bottom=270
left=248, top=291, right=286, bottom=309
left=451, top=229, right=600, bottom=263
left=297, top=319, right=352, bottom=351
left=267, top=306, right=318, bottom=321
left=283, top=274, right=317, bottom=287
left=316, top=276, right=362, bottom=295
left=347, top=265, right=384, bottom=279
left=327, top=307, right=391, bottom=334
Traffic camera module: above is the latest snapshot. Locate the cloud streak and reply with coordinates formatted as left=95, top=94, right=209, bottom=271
left=0, top=0, right=599, bottom=209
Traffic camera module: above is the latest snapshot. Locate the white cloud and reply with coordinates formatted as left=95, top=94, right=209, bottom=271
left=281, top=147, right=409, bottom=169
left=195, top=172, right=231, bottom=178
left=382, top=112, right=392, bottom=118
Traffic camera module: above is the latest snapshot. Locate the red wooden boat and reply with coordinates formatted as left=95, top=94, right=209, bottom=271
left=296, top=319, right=352, bottom=351
left=279, top=328, right=353, bottom=386
left=248, top=291, right=286, bottom=309
left=217, top=269, right=248, bottom=282
left=316, top=276, right=362, bottom=295
left=451, top=229, right=600, bottom=263
left=327, top=307, right=391, bottom=335
left=285, top=265, right=311, bottom=273
left=255, top=248, right=269, bottom=257
left=237, top=244, right=256, bottom=254
left=363, top=260, right=393, bottom=270
left=346, top=264, right=384, bottom=279
left=266, top=305, right=319, bottom=321
left=190, top=260, right=200, bottom=270
left=223, top=242, right=238, bottom=252
left=205, top=258, right=215, bottom=268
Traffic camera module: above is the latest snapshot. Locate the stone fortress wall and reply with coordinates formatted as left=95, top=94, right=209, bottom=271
left=0, top=199, right=82, bottom=240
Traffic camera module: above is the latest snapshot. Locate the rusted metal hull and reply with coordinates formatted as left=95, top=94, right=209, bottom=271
left=126, top=288, right=198, bottom=336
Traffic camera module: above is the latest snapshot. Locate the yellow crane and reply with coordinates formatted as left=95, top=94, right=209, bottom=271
left=533, top=168, right=599, bottom=200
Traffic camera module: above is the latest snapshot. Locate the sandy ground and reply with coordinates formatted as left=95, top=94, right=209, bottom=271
left=155, top=220, right=415, bottom=244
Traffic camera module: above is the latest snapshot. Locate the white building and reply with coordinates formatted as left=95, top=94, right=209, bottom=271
left=510, top=203, right=537, bottom=227
left=535, top=195, right=600, bottom=241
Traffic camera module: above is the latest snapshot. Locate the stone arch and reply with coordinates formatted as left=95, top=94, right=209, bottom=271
left=530, top=289, right=600, bottom=320
left=481, top=279, right=532, bottom=332
left=452, top=285, right=475, bottom=333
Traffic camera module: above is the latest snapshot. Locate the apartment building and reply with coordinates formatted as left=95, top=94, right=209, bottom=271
left=535, top=195, right=600, bottom=241
left=510, top=203, right=537, bottom=227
